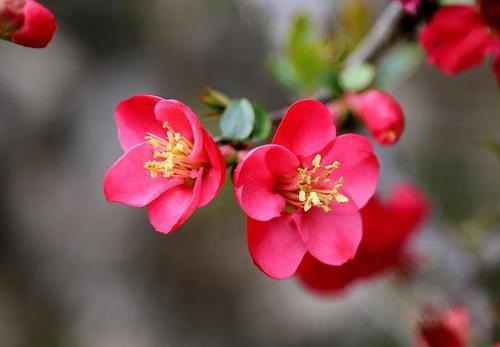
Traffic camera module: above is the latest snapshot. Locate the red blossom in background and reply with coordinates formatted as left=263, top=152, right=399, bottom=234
left=233, top=99, right=379, bottom=279
left=0, top=0, right=56, bottom=48
left=345, top=90, right=405, bottom=146
left=104, top=95, right=225, bottom=234
left=296, top=183, right=428, bottom=294
left=398, top=0, right=421, bottom=15
left=420, top=4, right=500, bottom=83
left=417, top=307, right=470, bottom=347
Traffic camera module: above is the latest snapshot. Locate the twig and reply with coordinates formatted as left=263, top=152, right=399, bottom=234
left=345, top=2, right=404, bottom=70
left=270, top=2, right=405, bottom=123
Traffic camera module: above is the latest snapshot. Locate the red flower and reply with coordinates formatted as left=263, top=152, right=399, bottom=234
left=345, top=90, right=405, bottom=146
left=417, top=307, right=470, bottom=347
left=0, top=0, right=56, bottom=48
left=233, top=100, right=379, bottom=279
left=296, top=183, right=428, bottom=294
left=398, top=0, right=421, bottom=15
left=420, top=4, right=500, bottom=82
left=104, top=95, right=226, bottom=234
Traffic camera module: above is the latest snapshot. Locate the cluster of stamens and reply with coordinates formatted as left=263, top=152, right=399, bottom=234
left=278, top=154, right=348, bottom=212
left=144, top=122, right=197, bottom=179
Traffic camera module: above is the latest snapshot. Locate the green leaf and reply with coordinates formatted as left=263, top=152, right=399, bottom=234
left=219, top=98, right=255, bottom=141
left=268, top=56, right=300, bottom=92
left=251, top=103, right=272, bottom=142
left=478, top=139, right=500, bottom=162
left=377, top=42, right=424, bottom=90
left=200, top=86, right=230, bottom=113
left=339, top=63, right=375, bottom=92
left=288, top=14, right=327, bottom=93
left=340, top=0, right=373, bottom=49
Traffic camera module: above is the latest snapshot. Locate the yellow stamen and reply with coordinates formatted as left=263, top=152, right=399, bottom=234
left=279, top=154, right=349, bottom=213
left=143, top=122, right=198, bottom=179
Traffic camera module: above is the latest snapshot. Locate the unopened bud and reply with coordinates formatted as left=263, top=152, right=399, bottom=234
left=0, top=0, right=56, bottom=48
left=345, top=90, right=405, bottom=146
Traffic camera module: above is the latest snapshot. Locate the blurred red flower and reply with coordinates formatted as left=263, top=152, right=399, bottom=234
left=345, top=90, right=405, bottom=146
left=234, top=99, right=379, bottom=279
left=296, top=183, right=428, bottom=294
left=104, top=95, right=225, bottom=234
left=398, top=0, right=421, bottom=14
left=420, top=4, right=500, bottom=82
left=0, top=0, right=56, bottom=48
left=417, top=307, right=469, bottom=347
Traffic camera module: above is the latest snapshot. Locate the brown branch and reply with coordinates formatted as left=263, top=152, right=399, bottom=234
left=270, top=2, right=405, bottom=123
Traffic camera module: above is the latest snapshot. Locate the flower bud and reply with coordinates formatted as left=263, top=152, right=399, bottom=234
left=0, top=0, right=56, bottom=48
left=345, top=90, right=405, bottom=146
left=417, top=306, right=469, bottom=347
left=398, top=0, right=421, bottom=15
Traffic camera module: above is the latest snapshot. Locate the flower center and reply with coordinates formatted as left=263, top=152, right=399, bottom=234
left=143, top=122, right=199, bottom=179
left=277, top=154, right=349, bottom=213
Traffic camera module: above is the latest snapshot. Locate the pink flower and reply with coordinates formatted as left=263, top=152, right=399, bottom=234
left=417, top=307, right=470, bottom=347
left=345, top=90, right=405, bottom=146
left=104, top=95, right=226, bottom=234
left=0, top=0, right=56, bottom=48
left=233, top=99, right=379, bottom=279
left=296, top=183, right=428, bottom=294
left=420, top=4, right=500, bottom=82
left=398, top=0, right=421, bottom=15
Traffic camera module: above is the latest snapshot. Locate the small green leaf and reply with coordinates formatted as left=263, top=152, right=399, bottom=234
left=340, top=0, right=373, bottom=49
left=377, top=42, right=424, bottom=90
left=200, top=86, right=230, bottom=113
left=288, top=14, right=327, bottom=93
left=251, top=103, right=272, bottom=142
left=339, top=63, right=375, bottom=92
left=268, top=56, right=300, bottom=92
left=478, top=139, right=500, bottom=163
left=220, top=99, right=255, bottom=141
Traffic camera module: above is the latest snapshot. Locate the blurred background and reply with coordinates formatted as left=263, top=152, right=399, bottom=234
left=0, top=0, right=499, bottom=346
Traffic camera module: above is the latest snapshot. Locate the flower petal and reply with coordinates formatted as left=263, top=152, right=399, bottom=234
left=104, top=142, right=183, bottom=207
left=247, top=215, right=306, bottom=279
left=234, top=145, right=299, bottom=221
left=115, top=95, right=164, bottom=151
left=198, top=130, right=226, bottom=207
left=297, top=198, right=362, bottom=266
left=359, top=183, right=428, bottom=256
left=11, top=0, right=57, bottom=48
left=318, top=134, right=379, bottom=209
left=420, top=5, right=495, bottom=74
left=272, top=99, right=336, bottom=158
left=154, top=99, right=205, bottom=162
left=147, top=168, right=204, bottom=234
left=296, top=253, right=355, bottom=294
